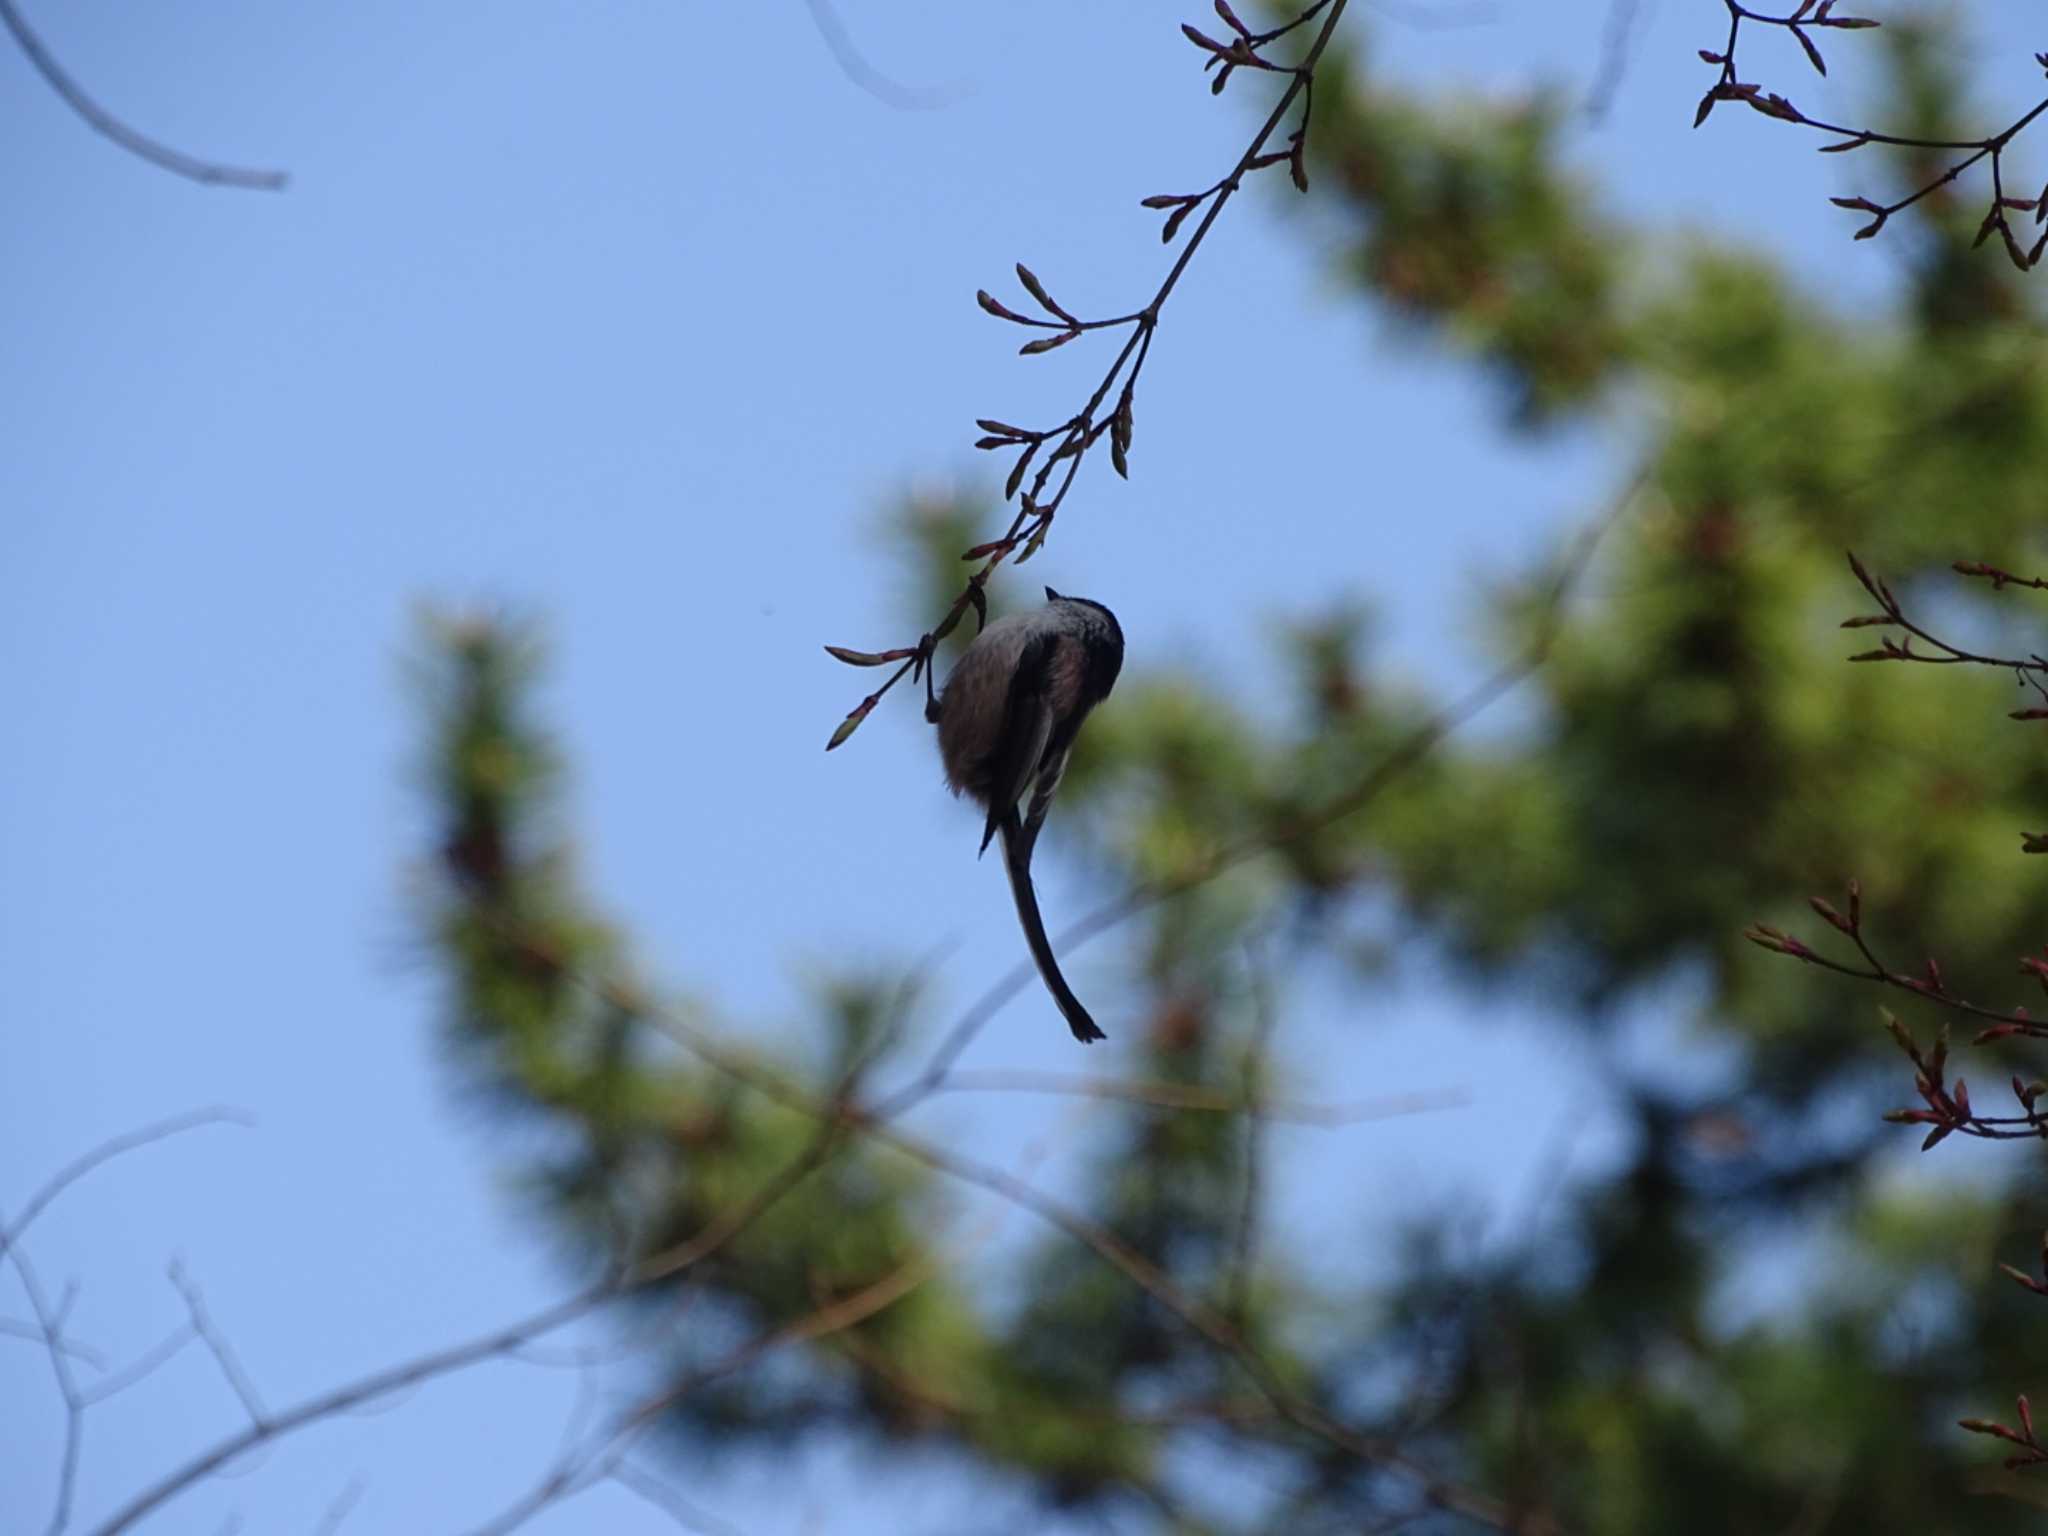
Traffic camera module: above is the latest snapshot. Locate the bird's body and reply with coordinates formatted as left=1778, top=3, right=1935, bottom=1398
left=933, top=589, right=1124, bottom=1043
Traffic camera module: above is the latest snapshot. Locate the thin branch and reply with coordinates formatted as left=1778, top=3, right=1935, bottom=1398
left=168, top=1261, right=270, bottom=1428
left=0, top=1316, right=104, bottom=1368
left=0, top=1106, right=253, bottom=1267
left=1842, top=551, right=2048, bottom=680
left=87, top=1096, right=858, bottom=1535
left=454, top=905, right=1535, bottom=1531
left=11, top=1243, right=86, bottom=1536
left=607, top=1460, right=749, bottom=1536
left=0, top=0, right=287, bottom=189
left=76, top=1322, right=197, bottom=1407
left=1693, top=3, right=2048, bottom=266
left=311, top=1476, right=368, bottom=1536
left=1226, top=933, right=1283, bottom=1323
left=927, top=1068, right=1463, bottom=1125
left=83, top=1283, right=613, bottom=1536
left=823, top=0, right=1352, bottom=749
left=467, top=1243, right=953, bottom=1536
left=1584, top=0, right=1642, bottom=121
left=798, top=0, right=954, bottom=110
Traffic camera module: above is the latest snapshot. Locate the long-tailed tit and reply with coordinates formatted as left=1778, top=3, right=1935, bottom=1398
left=930, top=587, right=1125, bottom=1043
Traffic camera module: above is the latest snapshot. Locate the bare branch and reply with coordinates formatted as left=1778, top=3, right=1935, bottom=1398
left=0, top=1106, right=253, bottom=1268
left=83, top=1283, right=611, bottom=1536
left=0, top=0, right=287, bottom=189
left=1584, top=0, right=1643, bottom=121
left=167, top=1261, right=270, bottom=1428
left=312, top=1475, right=368, bottom=1536
left=1692, top=3, right=2048, bottom=265
left=10, top=1243, right=86, bottom=1536
left=607, top=1461, right=748, bottom=1536
left=467, top=1241, right=955, bottom=1536
left=1226, top=933, right=1283, bottom=1323
left=928, top=1067, right=1464, bottom=1125
left=77, top=1322, right=197, bottom=1407
left=0, top=1316, right=104, bottom=1368
left=798, top=0, right=954, bottom=110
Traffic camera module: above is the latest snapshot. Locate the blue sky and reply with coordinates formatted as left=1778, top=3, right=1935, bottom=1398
left=4, top=2, right=2039, bottom=1531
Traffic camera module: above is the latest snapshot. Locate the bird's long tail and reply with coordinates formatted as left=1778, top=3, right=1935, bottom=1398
left=999, top=815, right=1106, bottom=1043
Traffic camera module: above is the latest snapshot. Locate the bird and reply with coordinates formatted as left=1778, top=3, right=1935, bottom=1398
left=931, top=587, right=1125, bottom=1042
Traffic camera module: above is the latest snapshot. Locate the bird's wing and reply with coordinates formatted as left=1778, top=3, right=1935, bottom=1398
left=1013, top=743, right=1070, bottom=867
left=978, top=632, right=1056, bottom=856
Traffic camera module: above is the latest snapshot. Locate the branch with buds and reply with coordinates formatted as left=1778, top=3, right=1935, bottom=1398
left=1840, top=552, right=2048, bottom=719
left=1753, top=548, right=2048, bottom=1465
left=822, top=0, right=1349, bottom=750
left=1747, top=883, right=2048, bottom=1145
left=1694, top=3, right=2048, bottom=268
left=1961, top=1394, right=2048, bottom=1472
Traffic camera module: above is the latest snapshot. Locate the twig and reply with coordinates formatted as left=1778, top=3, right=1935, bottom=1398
left=11, top=1242, right=86, bottom=1536
left=83, top=1283, right=614, bottom=1536
left=312, top=1475, right=368, bottom=1536
left=0, top=1317, right=103, bottom=1368
left=926, top=1067, right=1461, bottom=1125
left=1693, top=3, right=2048, bottom=267
left=798, top=0, right=953, bottom=110
left=467, top=1243, right=952, bottom=1535
left=77, top=1322, right=197, bottom=1407
left=0, top=0, right=287, bottom=189
left=1584, top=0, right=1643, bottom=121
left=0, top=1106, right=253, bottom=1267
left=168, top=1261, right=270, bottom=1428
left=607, top=1460, right=749, bottom=1536
left=1225, top=933, right=1283, bottom=1322
left=1841, top=551, right=2048, bottom=683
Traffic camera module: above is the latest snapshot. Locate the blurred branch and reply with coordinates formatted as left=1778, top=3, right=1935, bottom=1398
left=1692, top=4, right=2048, bottom=267
left=1225, top=935, right=1281, bottom=1323
left=12, top=1243, right=86, bottom=1536
left=798, top=0, right=953, bottom=110
left=1584, top=0, right=1642, bottom=121
left=311, top=1477, right=368, bottom=1536
left=167, top=1261, right=270, bottom=1429
left=606, top=1460, right=748, bottom=1536
left=822, top=0, right=1351, bottom=750
left=929, top=1067, right=1463, bottom=1125
left=0, top=1317, right=103, bottom=1368
left=74, top=1036, right=905, bottom=1529
left=474, top=1217, right=983, bottom=1534
left=494, top=936, right=1548, bottom=1531
left=1361, top=0, right=1497, bottom=31
left=86, top=1280, right=615, bottom=1536
left=0, top=1106, right=252, bottom=1268
left=77, top=1320, right=197, bottom=1407
left=0, top=0, right=287, bottom=189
